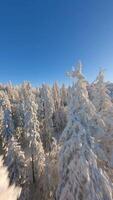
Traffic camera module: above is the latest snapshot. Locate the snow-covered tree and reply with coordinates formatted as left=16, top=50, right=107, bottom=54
left=52, top=106, right=67, bottom=137
left=0, top=106, right=4, bottom=155
left=0, top=156, right=21, bottom=200
left=44, top=137, right=59, bottom=200
left=0, top=105, right=3, bottom=134
left=4, top=137, right=29, bottom=200
left=89, top=70, right=113, bottom=168
left=56, top=64, right=113, bottom=200
left=90, top=69, right=112, bottom=112
left=52, top=82, right=60, bottom=111
left=5, top=137, right=25, bottom=184
left=12, top=97, right=24, bottom=130
left=52, top=83, right=67, bottom=137
left=21, top=82, right=45, bottom=183
left=1, top=65, right=113, bottom=199
left=2, top=94, right=14, bottom=142
left=60, top=84, right=68, bottom=107
left=39, top=84, right=54, bottom=150
left=106, top=82, right=113, bottom=102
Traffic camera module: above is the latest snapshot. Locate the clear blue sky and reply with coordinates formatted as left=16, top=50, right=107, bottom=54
left=0, top=0, right=113, bottom=85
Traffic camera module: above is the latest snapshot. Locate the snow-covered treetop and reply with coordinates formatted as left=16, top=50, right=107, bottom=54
left=94, top=68, right=105, bottom=85
left=66, top=60, right=85, bottom=81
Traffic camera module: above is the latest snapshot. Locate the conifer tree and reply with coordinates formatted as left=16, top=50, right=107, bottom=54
left=60, top=84, right=68, bottom=107
left=52, top=82, right=60, bottom=110
left=4, top=137, right=30, bottom=200
left=44, top=138, right=59, bottom=200
left=2, top=94, right=14, bottom=143
left=39, top=84, right=54, bottom=150
left=21, top=82, right=45, bottom=184
left=0, top=156, right=21, bottom=200
left=57, top=63, right=113, bottom=200
left=90, top=70, right=113, bottom=168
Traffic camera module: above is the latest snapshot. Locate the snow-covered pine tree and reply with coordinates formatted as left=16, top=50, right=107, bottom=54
left=89, top=69, right=112, bottom=112
left=89, top=70, right=113, bottom=169
left=52, top=106, right=67, bottom=138
left=60, top=84, right=68, bottom=107
left=12, top=88, right=24, bottom=130
left=0, top=155, right=21, bottom=200
left=39, top=84, right=54, bottom=151
left=56, top=63, right=113, bottom=200
left=52, top=83, right=67, bottom=137
left=67, top=85, right=72, bottom=105
left=66, top=67, right=109, bottom=166
left=11, top=86, right=25, bottom=144
left=52, top=82, right=60, bottom=111
left=4, top=137, right=29, bottom=200
left=44, top=137, right=59, bottom=200
left=21, top=82, right=45, bottom=184
left=5, top=82, right=16, bottom=103
left=0, top=102, right=3, bottom=134
left=0, top=104, right=4, bottom=155
left=35, top=87, right=45, bottom=135
left=2, top=93, right=14, bottom=143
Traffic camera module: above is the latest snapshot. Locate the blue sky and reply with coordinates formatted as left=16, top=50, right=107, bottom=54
left=0, top=0, right=113, bottom=85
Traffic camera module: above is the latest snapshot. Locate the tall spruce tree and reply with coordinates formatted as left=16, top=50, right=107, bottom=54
left=56, top=64, right=113, bottom=200
left=21, top=82, right=45, bottom=184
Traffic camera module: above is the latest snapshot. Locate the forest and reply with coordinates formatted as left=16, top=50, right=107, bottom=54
left=0, top=63, right=113, bottom=200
